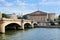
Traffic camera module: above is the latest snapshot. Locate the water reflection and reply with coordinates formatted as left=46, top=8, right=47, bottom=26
left=0, top=34, right=6, bottom=40
left=0, top=28, right=60, bottom=40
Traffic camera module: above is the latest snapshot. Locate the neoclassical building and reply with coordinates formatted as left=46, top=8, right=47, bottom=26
left=26, top=11, right=56, bottom=26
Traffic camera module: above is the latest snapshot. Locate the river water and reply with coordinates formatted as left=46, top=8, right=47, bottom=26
left=0, top=28, right=60, bottom=40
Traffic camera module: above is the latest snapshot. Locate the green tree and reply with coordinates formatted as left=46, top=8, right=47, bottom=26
left=2, top=13, right=9, bottom=18
left=47, top=18, right=51, bottom=21
left=58, top=15, right=60, bottom=25
left=22, top=15, right=27, bottom=19
left=54, top=19, right=56, bottom=21
left=47, top=18, right=55, bottom=25
left=49, top=20, right=55, bottom=25
left=18, top=16, right=22, bottom=19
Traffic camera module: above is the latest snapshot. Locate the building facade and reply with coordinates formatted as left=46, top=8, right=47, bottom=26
left=48, top=13, right=56, bottom=21
left=26, top=11, right=56, bottom=26
left=7, top=13, right=18, bottom=19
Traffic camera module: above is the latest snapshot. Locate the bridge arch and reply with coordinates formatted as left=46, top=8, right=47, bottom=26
left=1, top=22, right=22, bottom=33
left=33, top=23, right=38, bottom=27
left=5, top=23, right=21, bottom=30
left=24, top=23, right=32, bottom=28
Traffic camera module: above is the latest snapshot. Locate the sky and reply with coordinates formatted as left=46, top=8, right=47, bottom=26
left=0, top=0, right=60, bottom=16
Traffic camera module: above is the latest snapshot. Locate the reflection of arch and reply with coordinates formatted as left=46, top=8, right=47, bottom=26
left=24, top=23, right=31, bottom=28
left=34, top=23, right=37, bottom=27
left=5, top=23, right=21, bottom=30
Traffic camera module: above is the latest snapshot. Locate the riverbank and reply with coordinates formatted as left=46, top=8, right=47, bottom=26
left=35, top=25, right=60, bottom=28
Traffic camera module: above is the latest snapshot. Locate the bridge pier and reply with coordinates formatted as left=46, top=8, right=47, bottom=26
left=0, top=26, right=5, bottom=34
left=21, top=24, right=24, bottom=29
left=30, top=23, right=34, bottom=28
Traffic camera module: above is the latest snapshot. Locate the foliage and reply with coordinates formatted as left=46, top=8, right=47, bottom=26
left=49, top=20, right=55, bottom=25
left=58, top=15, right=60, bottom=25
left=22, top=15, right=27, bottom=19
left=2, top=13, right=9, bottom=18
left=47, top=18, right=55, bottom=25
left=47, top=18, right=50, bottom=21
left=18, top=16, right=22, bottom=19
left=54, top=19, right=56, bottom=21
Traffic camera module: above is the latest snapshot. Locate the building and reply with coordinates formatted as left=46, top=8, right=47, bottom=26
left=7, top=13, right=18, bottom=19
left=0, top=12, right=18, bottom=19
left=48, top=13, right=56, bottom=21
left=26, top=11, right=56, bottom=26
left=0, top=12, right=2, bottom=19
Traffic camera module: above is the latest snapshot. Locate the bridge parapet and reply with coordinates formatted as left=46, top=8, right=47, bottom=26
left=0, top=18, right=22, bottom=21
left=0, top=18, right=33, bottom=22
left=22, top=19, right=32, bottom=22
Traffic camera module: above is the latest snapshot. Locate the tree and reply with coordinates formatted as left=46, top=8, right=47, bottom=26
left=22, top=15, right=27, bottom=19
left=18, top=16, right=22, bottom=19
left=47, top=18, right=55, bottom=25
left=47, top=18, right=51, bottom=21
left=49, top=20, right=55, bottom=25
left=58, top=15, right=60, bottom=25
left=54, top=19, right=56, bottom=21
left=2, top=13, right=9, bottom=18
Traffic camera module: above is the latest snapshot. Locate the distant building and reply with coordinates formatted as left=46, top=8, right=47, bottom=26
left=7, top=13, right=18, bottom=19
left=26, top=11, right=56, bottom=26
left=48, top=13, right=56, bottom=21
left=0, top=12, right=2, bottom=19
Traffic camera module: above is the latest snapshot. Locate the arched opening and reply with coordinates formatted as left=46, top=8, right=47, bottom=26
left=34, top=23, right=38, bottom=27
left=24, top=23, right=32, bottom=28
left=5, top=23, right=21, bottom=30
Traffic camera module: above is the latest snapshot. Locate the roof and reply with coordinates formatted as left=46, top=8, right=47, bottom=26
left=28, top=11, right=48, bottom=16
left=48, top=13, right=56, bottom=15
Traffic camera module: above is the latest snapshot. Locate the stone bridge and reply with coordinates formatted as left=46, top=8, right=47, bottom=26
left=0, top=18, right=37, bottom=33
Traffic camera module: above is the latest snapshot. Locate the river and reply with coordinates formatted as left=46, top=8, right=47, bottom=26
left=0, top=28, right=60, bottom=40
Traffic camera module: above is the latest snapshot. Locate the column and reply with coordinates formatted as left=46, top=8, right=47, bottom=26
left=21, top=19, right=24, bottom=30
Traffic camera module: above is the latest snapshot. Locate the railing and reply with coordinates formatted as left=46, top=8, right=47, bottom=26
left=0, top=18, right=37, bottom=24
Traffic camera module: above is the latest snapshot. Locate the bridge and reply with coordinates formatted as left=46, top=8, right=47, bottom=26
left=0, top=18, right=37, bottom=33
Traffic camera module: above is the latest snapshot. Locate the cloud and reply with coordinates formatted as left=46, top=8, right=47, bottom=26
left=30, top=4, right=36, bottom=7
left=4, top=2, right=13, bottom=7
left=39, top=1, right=60, bottom=6
left=0, top=0, right=37, bottom=7
left=16, top=0, right=36, bottom=7
left=17, top=2, right=28, bottom=7
left=41, top=0, right=47, bottom=2
left=0, top=0, right=5, bottom=2
left=16, top=0, right=28, bottom=7
left=0, top=0, right=13, bottom=7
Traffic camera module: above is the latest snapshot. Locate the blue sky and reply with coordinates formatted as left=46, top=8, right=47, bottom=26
left=0, top=0, right=60, bottom=16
